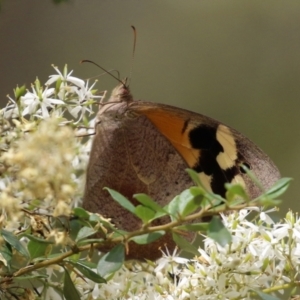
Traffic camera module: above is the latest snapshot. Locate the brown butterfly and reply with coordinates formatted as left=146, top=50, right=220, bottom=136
left=83, top=82, right=280, bottom=260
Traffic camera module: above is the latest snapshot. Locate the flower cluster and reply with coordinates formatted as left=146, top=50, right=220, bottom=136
left=89, top=209, right=298, bottom=300
left=0, top=65, right=101, bottom=228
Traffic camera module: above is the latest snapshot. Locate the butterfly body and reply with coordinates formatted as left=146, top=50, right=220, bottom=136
left=83, top=83, right=280, bottom=259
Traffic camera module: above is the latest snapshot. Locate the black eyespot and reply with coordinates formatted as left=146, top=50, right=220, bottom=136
left=240, top=162, right=251, bottom=173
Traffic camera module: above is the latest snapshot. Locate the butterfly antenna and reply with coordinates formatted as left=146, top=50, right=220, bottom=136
left=128, top=25, right=137, bottom=86
left=80, top=60, right=124, bottom=86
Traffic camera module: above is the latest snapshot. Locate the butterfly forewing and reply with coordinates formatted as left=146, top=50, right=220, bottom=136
left=132, top=101, right=280, bottom=198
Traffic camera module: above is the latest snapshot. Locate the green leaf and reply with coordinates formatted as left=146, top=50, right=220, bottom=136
left=1, top=229, right=29, bottom=259
left=0, top=242, right=12, bottom=272
left=165, top=195, right=181, bottom=221
left=225, top=183, right=250, bottom=203
left=177, top=189, right=203, bottom=217
left=134, top=205, right=156, bottom=223
left=177, top=222, right=209, bottom=232
left=252, top=289, right=280, bottom=300
left=258, top=197, right=282, bottom=207
left=63, top=268, right=81, bottom=300
left=263, top=177, right=292, bottom=199
left=239, top=164, right=264, bottom=191
left=14, top=84, right=26, bottom=100
left=67, top=261, right=106, bottom=283
left=24, top=234, right=54, bottom=244
left=69, top=219, right=84, bottom=240
left=254, top=178, right=292, bottom=207
left=104, top=188, right=135, bottom=213
left=27, top=240, right=49, bottom=260
left=207, top=216, right=232, bottom=247
left=73, top=207, right=90, bottom=219
left=165, top=188, right=203, bottom=220
left=204, top=192, right=225, bottom=207
left=172, top=233, right=199, bottom=255
left=97, top=244, right=125, bottom=277
left=185, top=168, right=202, bottom=186
left=75, top=226, right=97, bottom=242
left=68, top=259, right=96, bottom=269
left=130, top=231, right=165, bottom=245
left=133, top=194, right=167, bottom=214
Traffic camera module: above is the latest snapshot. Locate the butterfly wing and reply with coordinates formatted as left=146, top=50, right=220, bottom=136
left=132, top=101, right=280, bottom=198
left=83, top=100, right=194, bottom=259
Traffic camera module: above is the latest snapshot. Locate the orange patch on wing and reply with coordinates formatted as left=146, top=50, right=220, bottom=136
left=136, top=107, right=200, bottom=168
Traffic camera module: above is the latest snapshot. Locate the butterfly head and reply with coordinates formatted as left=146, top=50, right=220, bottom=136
left=109, top=78, right=132, bottom=103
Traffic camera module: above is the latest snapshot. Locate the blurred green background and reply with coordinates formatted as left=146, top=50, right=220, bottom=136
left=0, top=0, right=299, bottom=217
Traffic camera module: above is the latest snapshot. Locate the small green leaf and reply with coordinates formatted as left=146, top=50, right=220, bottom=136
left=197, top=190, right=225, bottom=211
left=134, top=194, right=167, bottom=214
left=27, top=240, right=49, bottom=260
left=63, top=268, right=81, bottom=300
left=165, top=195, right=181, bottom=221
left=172, top=233, right=199, bottom=255
left=97, top=244, right=125, bottom=277
left=165, top=188, right=203, bottom=220
left=1, top=229, right=29, bottom=259
left=67, top=261, right=106, bottom=283
left=252, top=289, right=280, bottom=300
left=104, top=188, right=135, bottom=213
left=73, top=207, right=90, bottom=219
left=239, top=164, right=264, bottom=190
left=134, top=205, right=156, bottom=223
left=207, top=216, right=232, bottom=247
left=177, top=222, right=209, bottom=232
left=24, top=234, right=54, bottom=244
left=178, top=189, right=203, bottom=217
left=189, top=186, right=206, bottom=197
left=225, top=183, right=250, bottom=203
left=88, top=214, right=102, bottom=222
left=130, top=231, right=165, bottom=245
left=14, top=85, right=26, bottom=100
left=0, top=243, right=12, bottom=272
left=185, top=168, right=202, bottom=186
left=263, top=177, right=292, bottom=199
left=75, top=226, right=97, bottom=242
left=258, top=196, right=282, bottom=207
left=69, top=219, right=84, bottom=240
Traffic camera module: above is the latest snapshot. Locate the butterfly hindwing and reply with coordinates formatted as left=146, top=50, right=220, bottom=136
left=84, top=96, right=195, bottom=259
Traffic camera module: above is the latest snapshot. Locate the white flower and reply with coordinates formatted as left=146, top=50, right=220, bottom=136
left=46, top=65, right=85, bottom=89
left=1, top=96, right=19, bottom=118
left=67, top=80, right=102, bottom=123
left=21, top=83, right=64, bottom=118
left=155, top=246, right=189, bottom=273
